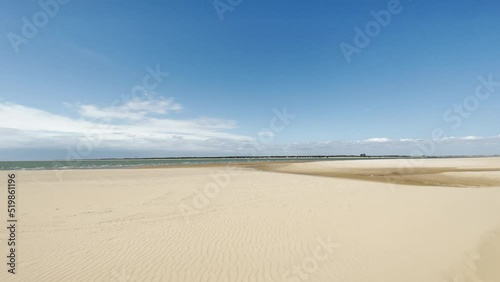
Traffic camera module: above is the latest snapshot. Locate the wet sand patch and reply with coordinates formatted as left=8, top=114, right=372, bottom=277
left=251, top=163, right=500, bottom=187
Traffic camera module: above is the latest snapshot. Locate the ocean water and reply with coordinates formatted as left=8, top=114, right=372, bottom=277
left=0, top=157, right=373, bottom=171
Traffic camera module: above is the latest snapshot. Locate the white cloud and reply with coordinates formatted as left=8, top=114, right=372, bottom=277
left=400, top=138, right=420, bottom=142
left=232, top=136, right=500, bottom=156
left=0, top=98, right=250, bottom=153
left=1, top=99, right=500, bottom=158
left=76, top=96, right=183, bottom=121
left=363, top=138, right=391, bottom=143
left=461, top=136, right=483, bottom=141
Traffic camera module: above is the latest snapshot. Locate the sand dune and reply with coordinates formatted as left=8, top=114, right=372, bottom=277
left=1, top=157, right=500, bottom=281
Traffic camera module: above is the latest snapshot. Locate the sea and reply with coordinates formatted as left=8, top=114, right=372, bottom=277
left=0, top=157, right=388, bottom=171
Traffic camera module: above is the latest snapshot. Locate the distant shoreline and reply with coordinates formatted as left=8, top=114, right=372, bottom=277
left=1, top=155, right=499, bottom=171
left=4, top=154, right=499, bottom=163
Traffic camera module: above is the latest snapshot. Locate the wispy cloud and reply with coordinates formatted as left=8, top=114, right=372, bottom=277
left=462, top=136, right=484, bottom=141
left=1, top=98, right=499, bottom=157
left=363, top=137, right=391, bottom=143
left=0, top=96, right=249, bottom=152
left=400, top=138, right=421, bottom=142
left=74, top=96, right=183, bottom=121
left=66, top=43, right=112, bottom=64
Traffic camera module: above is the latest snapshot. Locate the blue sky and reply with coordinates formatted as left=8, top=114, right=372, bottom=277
left=1, top=0, right=500, bottom=160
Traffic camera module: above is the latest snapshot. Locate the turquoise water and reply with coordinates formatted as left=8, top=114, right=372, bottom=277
left=0, top=157, right=378, bottom=171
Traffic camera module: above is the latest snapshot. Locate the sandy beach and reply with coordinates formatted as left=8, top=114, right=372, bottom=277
left=1, top=157, right=500, bottom=282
